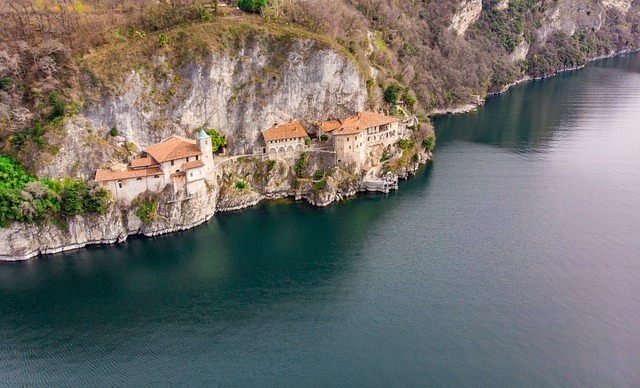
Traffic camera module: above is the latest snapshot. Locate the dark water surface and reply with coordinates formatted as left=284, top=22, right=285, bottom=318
left=2, top=54, right=640, bottom=387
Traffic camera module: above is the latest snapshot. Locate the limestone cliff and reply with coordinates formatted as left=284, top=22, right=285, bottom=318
left=450, top=0, right=483, bottom=35
left=34, top=39, right=366, bottom=181
left=0, top=180, right=218, bottom=261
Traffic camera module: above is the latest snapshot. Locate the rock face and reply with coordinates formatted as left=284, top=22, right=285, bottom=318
left=0, top=181, right=218, bottom=261
left=601, top=0, right=632, bottom=13
left=0, top=143, right=436, bottom=261
left=36, top=39, right=366, bottom=180
left=450, top=0, right=483, bottom=35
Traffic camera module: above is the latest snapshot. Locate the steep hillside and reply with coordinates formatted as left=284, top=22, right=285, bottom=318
left=0, top=0, right=639, bottom=179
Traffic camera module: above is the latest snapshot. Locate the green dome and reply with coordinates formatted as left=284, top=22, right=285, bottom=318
left=196, top=129, right=210, bottom=140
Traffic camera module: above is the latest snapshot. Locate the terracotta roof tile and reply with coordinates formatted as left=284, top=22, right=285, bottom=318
left=262, top=120, right=308, bottom=142
left=95, top=167, right=163, bottom=182
left=143, top=136, right=202, bottom=163
left=131, top=157, right=159, bottom=169
left=332, top=112, right=400, bottom=136
left=317, top=119, right=342, bottom=133
left=182, top=160, right=205, bottom=170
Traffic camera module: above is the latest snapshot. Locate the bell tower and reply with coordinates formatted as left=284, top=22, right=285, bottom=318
left=196, top=129, right=214, bottom=175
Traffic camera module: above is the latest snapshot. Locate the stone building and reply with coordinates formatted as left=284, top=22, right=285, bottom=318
left=261, top=120, right=308, bottom=157
left=317, top=112, right=400, bottom=168
left=95, top=130, right=214, bottom=202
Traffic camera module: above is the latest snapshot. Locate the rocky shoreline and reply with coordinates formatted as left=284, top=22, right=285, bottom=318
left=5, top=49, right=634, bottom=263
left=0, top=149, right=432, bottom=262
left=430, top=49, right=640, bottom=116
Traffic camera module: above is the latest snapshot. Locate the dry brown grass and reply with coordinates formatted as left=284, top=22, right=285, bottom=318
left=81, top=15, right=364, bottom=92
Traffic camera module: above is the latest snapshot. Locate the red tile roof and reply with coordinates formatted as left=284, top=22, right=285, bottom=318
left=262, top=120, right=308, bottom=142
left=143, top=136, right=202, bottom=163
left=317, top=119, right=342, bottom=133
left=131, top=157, right=159, bottom=169
left=95, top=167, right=163, bottom=182
left=182, top=160, right=205, bottom=170
left=332, top=112, right=400, bottom=136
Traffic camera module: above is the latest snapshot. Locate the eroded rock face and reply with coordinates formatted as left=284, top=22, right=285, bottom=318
left=35, top=39, right=366, bottom=180
left=450, top=0, right=483, bottom=36
left=0, top=179, right=218, bottom=261
left=0, top=205, right=127, bottom=261
left=601, top=0, right=632, bottom=13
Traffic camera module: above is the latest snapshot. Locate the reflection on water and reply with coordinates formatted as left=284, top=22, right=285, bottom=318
left=1, top=53, right=639, bottom=386
left=434, top=52, right=640, bottom=153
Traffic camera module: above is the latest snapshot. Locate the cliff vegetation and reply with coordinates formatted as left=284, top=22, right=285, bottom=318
left=0, top=0, right=638, bottom=196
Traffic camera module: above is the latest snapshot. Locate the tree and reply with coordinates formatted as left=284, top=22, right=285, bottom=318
left=205, top=129, right=227, bottom=152
left=384, top=85, right=401, bottom=105
left=238, top=0, right=268, bottom=14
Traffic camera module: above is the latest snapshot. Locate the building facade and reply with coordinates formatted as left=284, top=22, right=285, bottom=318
left=317, top=112, right=400, bottom=169
left=261, top=120, right=308, bottom=157
left=95, top=130, right=214, bottom=202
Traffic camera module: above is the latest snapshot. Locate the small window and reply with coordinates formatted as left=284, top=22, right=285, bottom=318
left=154, top=175, right=159, bottom=179
left=171, top=160, right=174, bottom=166
left=196, top=155, right=199, bottom=161
left=176, top=170, right=179, bottom=173
left=186, top=157, right=190, bottom=162
left=117, top=181, right=122, bottom=189
left=190, top=172, right=193, bottom=177
left=136, top=177, right=142, bottom=181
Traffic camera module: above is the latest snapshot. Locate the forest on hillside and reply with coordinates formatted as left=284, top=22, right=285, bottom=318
left=1, top=0, right=639, bottom=160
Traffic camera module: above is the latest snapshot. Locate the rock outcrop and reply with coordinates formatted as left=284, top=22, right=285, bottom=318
left=450, top=0, right=483, bottom=35
left=34, top=39, right=367, bottom=180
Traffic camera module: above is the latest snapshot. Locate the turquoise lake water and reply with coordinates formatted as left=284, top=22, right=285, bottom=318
left=1, top=53, right=639, bottom=386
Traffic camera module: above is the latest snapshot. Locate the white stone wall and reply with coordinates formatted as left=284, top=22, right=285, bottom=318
left=186, top=166, right=205, bottom=183
left=100, top=174, right=165, bottom=203
left=335, top=131, right=367, bottom=168
left=366, top=121, right=399, bottom=148
left=266, top=138, right=305, bottom=157
left=197, top=137, right=215, bottom=176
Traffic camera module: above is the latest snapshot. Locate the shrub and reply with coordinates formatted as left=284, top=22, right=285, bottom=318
left=305, top=136, right=311, bottom=145
left=396, top=138, right=415, bottom=151
left=320, top=134, right=328, bottom=142
left=238, top=0, right=267, bottom=14
left=205, top=128, right=227, bottom=152
left=135, top=201, right=158, bottom=223
left=295, top=152, right=307, bottom=177
left=158, top=33, right=168, bottom=45
left=313, top=178, right=326, bottom=190
left=384, top=85, right=401, bottom=105
left=267, top=160, right=276, bottom=171
left=235, top=181, right=246, bottom=189
left=110, top=127, right=118, bottom=137
left=0, top=157, right=110, bottom=227
left=422, top=135, right=436, bottom=152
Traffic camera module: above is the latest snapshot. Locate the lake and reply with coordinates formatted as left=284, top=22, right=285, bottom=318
left=1, top=52, right=639, bottom=386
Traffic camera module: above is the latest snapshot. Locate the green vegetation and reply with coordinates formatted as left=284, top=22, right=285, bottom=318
left=134, top=198, right=158, bottom=224
left=396, top=138, right=415, bottom=152
left=384, top=85, right=401, bottom=105
left=267, top=159, right=276, bottom=172
left=238, top=0, right=267, bottom=14
left=0, top=156, right=110, bottom=227
left=205, top=128, right=227, bottom=152
left=295, top=152, right=307, bottom=177
left=313, top=178, right=327, bottom=190
left=235, top=181, right=246, bottom=189
left=422, top=135, right=436, bottom=152
left=320, top=134, right=329, bottom=142
left=305, top=136, right=311, bottom=145
left=110, top=127, right=119, bottom=137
